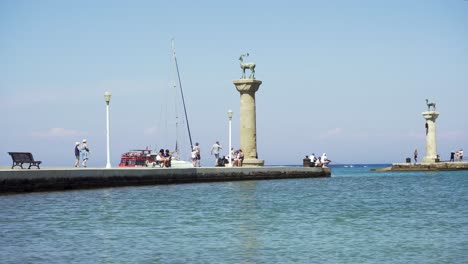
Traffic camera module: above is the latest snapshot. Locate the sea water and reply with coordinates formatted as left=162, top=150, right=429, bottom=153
left=1, top=165, right=467, bottom=263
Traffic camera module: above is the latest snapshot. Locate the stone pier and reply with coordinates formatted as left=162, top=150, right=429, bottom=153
left=233, top=79, right=264, bottom=166
left=0, top=166, right=331, bottom=194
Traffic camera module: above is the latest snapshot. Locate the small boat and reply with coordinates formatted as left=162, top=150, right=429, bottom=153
left=118, top=149, right=193, bottom=168
left=118, top=149, right=155, bottom=167
left=148, top=152, right=194, bottom=168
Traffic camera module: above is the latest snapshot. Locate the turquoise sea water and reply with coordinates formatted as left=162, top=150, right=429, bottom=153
left=1, top=165, right=467, bottom=263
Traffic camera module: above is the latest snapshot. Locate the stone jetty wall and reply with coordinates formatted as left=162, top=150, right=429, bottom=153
left=373, top=162, right=468, bottom=172
left=0, top=167, right=331, bottom=194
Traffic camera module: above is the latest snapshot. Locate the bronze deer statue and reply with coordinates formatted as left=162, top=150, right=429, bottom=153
left=425, top=99, right=436, bottom=111
left=239, top=53, right=256, bottom=79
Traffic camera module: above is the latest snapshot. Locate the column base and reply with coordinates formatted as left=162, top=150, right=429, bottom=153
left=242, top=159, right=265, bottom=167
left=422, top=156, right=438, bottom=164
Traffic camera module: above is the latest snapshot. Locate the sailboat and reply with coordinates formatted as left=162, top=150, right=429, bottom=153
left=118, top=40, right=194, bottom=168
left=163, top=39, right=194, bottom=168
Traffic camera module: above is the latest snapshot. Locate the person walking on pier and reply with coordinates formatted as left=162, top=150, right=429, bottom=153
left=74, top=142, right=81, bottom=167
left=193, top=142, right=201, bottom=167
left=414, top=149, right=418, bottom=163
left=211, top=141, right=222, bottom=166
left=191, top=148, right=197, bottom=167
left=450, top=151, right=455, bottom=162
left=81, top=139, right=90, bottom=167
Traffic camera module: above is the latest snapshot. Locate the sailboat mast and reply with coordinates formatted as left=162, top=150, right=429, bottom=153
left=172, top=39, right=194, bottom=150
left=173, top=84, right=179, bottom=155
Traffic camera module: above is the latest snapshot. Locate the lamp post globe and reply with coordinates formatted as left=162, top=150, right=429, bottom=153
left=104, top=91, right=112, bottom=168
left=104, top=91, right=112, bottom=105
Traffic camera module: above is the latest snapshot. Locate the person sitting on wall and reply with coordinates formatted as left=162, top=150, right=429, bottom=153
left=216, top=156, right=227, bottom=167
left=156, top=149, right=166, bottom=167
left=232, top=150, right=239, bottom=166
left=163, top=149, right=171, bottom=168
left=233, top=149, right=244, bottom=167
left=315, top=155, right=322, bottom=167
left=309, top=153, right=317, bottom=167
left=320, top=153, right=331, bottom=168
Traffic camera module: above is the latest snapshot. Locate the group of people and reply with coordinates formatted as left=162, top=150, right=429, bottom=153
left=74, top=139, right=90, bottom=167
left=231, top=148, right=244, bottom=167
left=414, top=148, right=464, bottom=163
left=155, top=149, right=172, bottom=167
left=450, top=149, right=464, bottom=162
left=212, top=142, right=245, bottom=167
left=190, top=141, right=245, bottom=167
left=308, top=153, right=331, bottom=168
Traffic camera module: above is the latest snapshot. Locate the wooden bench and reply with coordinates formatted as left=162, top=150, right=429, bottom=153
left=8, top=152, right=42, bottom=169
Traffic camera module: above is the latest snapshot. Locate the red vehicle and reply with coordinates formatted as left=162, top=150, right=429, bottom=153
left=118, top=149, right=155, bottom=167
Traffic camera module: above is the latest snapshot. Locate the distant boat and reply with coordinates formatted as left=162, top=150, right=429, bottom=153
left=118, top=149, right=155, bottom=167
left=118, top=149, right=193, bottom=168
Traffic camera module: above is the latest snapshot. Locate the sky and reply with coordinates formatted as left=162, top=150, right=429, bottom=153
left=1, top=0, right=467, bottom=166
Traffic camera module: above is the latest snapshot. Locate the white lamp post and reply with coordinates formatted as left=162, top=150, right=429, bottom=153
left=227, top=109, right=233, bottom=167
left=104, top=91, right=112, bottom=168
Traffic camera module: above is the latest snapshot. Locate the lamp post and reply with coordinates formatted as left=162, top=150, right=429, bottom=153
left=228, top=109, right=233, bottom=167
left=104, top=91, right=112, bottom=168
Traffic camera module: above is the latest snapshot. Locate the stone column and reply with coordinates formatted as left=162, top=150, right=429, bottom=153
left=233, top=79, right=264, bottom=166
left=422, top=111, right=439, bottom=163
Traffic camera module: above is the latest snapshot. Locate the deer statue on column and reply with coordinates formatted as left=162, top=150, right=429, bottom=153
left=239, top=53, right=256, bottom=79
left=425, top=99, right=436, bottom=111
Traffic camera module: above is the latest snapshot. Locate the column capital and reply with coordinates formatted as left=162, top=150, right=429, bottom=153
left=233, top=79, right=262, bottom=94
left=422, top=111, right=439, bottom=121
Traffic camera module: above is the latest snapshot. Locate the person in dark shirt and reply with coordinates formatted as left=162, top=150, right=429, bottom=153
left=450, top=151, right=455, bottom=162
left=163, top=149, right=171, bottom=168
left=74, top=142, right=80, bottom=167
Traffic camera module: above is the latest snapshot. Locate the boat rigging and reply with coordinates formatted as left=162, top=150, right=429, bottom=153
left=172, top=39, right=193, bottom=151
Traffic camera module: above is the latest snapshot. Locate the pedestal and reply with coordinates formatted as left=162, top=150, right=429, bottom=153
left=233, top=79, right=264, bottom=167
left=422, top=111, right=439, bottom=163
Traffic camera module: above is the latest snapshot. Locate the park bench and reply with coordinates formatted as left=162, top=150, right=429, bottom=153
left=8, top=152, right=42, bottom=169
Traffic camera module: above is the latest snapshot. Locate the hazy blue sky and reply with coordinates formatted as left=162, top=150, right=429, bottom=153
left=1, top=0, right=467, bottom=166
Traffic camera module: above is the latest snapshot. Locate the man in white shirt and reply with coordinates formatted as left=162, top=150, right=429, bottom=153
left=309, top=153, right=316, bottom=162
left=211, top=141, right=222, bottom=165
